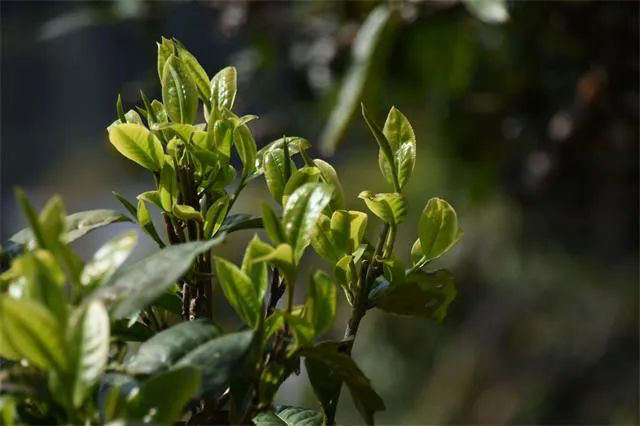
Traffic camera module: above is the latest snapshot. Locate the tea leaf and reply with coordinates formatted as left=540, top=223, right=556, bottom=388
left=95, top=236, right=225, bottom=319
left=303, top=342, right=385, bottom=425
left=204, top=196, right=230, bottom=238
left=69, top=300, right=110, bottom=407
left=313, top=159, right=345, bottom=211
left=234, top=124, right=257, bottom=178
left=361, top=104, right=399, bottom=191
left=282, top=167, right=320, bottom=206
left=173, top=204, right=203, bottom=223
left=159, top=156, right=178, bottom=212
left=210, top=66, right=237, bottom=111
left=242, top=235, right=272, bottom=302
left=125, top=366, right=200, bottom=424
left=162, top=55, right=198, bottom=124
left=370, top=269, right=456, bottom=322
left=214, top=257, right=262, bottom=328
left=81, top=231, right=137, bottom=287
left=175, top=45, right=210, bottom=103
left=0, top=296, right=66, bottom=371
left=282, top=183, right=333, bottom=262
left=108, top=123, right=165, bottom=171
left=358, top=191, right=406, bottom=225
left=126, top=319, right=221, bottom=375
left=418, top=198, right=462, bottom=262
left=304, top=270, right=336, bottom=337
left=175, top=330, right=254, bottom=394
left=253, top=406, right=323, bottom=426
left=260, top=203, right=286, bottom=245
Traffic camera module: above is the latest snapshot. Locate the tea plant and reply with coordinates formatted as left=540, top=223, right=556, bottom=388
left=0, top=37, right=461, bottom=425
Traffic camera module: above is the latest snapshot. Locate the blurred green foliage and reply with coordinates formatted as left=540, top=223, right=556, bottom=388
left=1, top=1, right=637, bottom=424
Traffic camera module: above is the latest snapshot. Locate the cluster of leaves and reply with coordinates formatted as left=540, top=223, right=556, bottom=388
left=0, top=37, right=461, bottom=425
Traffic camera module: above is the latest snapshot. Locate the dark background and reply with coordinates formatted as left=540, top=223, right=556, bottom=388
left=1, top=1, right=638, bottom=424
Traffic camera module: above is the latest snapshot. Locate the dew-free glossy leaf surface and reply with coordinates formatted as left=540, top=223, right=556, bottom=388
left=418, top=197, right=462, bottom=262
left=95, top=236, right=225, bottom=319
left=126, top=319, right=221, bottom=375
left=108, top=123, right=164, bottom=171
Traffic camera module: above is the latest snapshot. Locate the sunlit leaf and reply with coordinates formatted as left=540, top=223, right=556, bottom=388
left=418, top=198, right=462, bottom=262
left=162, top=55, right=198, bottom=124
left=108, top=123, right=164, bottom=171
left=358, top=191, right=406, bottom=225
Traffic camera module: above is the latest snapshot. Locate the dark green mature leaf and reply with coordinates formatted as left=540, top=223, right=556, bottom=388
left=304, top=270, right=336, bottom=337
left=0, top=296, right=67, bottom=371
left=69, top=301, right=110, bottom=407
left=214, top=257, right=262, bottom=328
left=210, top=66, right=237, bottom=111
left=358, top=191, right=407, bottom=225
left=370, top=269, right=456, bottom=322
left=176, top=330, right=254, bottom=394
left=303, top=342, right=385, bottom=425
left=162, top=55, right=198, bottom=124
left=125, top=366, right=201, bottom=424
left=282, top=183, right=333, bottom=262
left=220, top=214, right=263, bottom=234
left=95, top=236, right=225, bottom=319
left=319, top=6, right=397, bottom=155
left=253, top=406, right=323, bottom=426
left=108, top=123, right=165, bottom=171
left=10, top=209, right=130, bottom=249
left=418, top=197, right=462, bottom=262
left=126, top=320, right=221, bottom=375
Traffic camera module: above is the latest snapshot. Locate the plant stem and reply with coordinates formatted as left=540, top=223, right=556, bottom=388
left=325, top=223, right=390, bottom=425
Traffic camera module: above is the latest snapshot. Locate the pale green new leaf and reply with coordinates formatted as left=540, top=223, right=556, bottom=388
left=175, top=45, right=210, bottom=102
left=283, top=183, right=333, bottom=262
left=361, top=104, right=399, bottom=191
left=210, top=66, right=237, bottom=111
left=313, top=159, right=345, bottom=211
left=242, top=235, right=272, bottom=302
left=304, top=271, right=336, bottom=337
left=162, top=55, right=198, bottom=124
left=260, top=203, right=286, bottom=245
left=204, top=196, right=230, bottom=238
left=418, top=198, right=462, bottom=262
left=358, top=191, right=407, bottom=225
left=159, top=156, right=178, bottom=212
left=234, top=124, right=257, bottom=178
left=173, top=204, right=203, bottom=222
left=282, top=167, right=320, bottom=206
left=214, top=257, right=262, bottom=328
left=0, top=297, right=66, bottom=371
left=108, top=123, right=165, bottom=171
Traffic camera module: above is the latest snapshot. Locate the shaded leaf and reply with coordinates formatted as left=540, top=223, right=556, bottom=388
left=304, top=270, right=336, bottom=337
left=126, top=319, right=221, bottom=375
left=81, top=231, right=137, bottom=287
left=370, top=269, right=456, bottom=322
left=125, top=366, right=200, bottom=424
left=95, top=236, right=225, bottom=319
